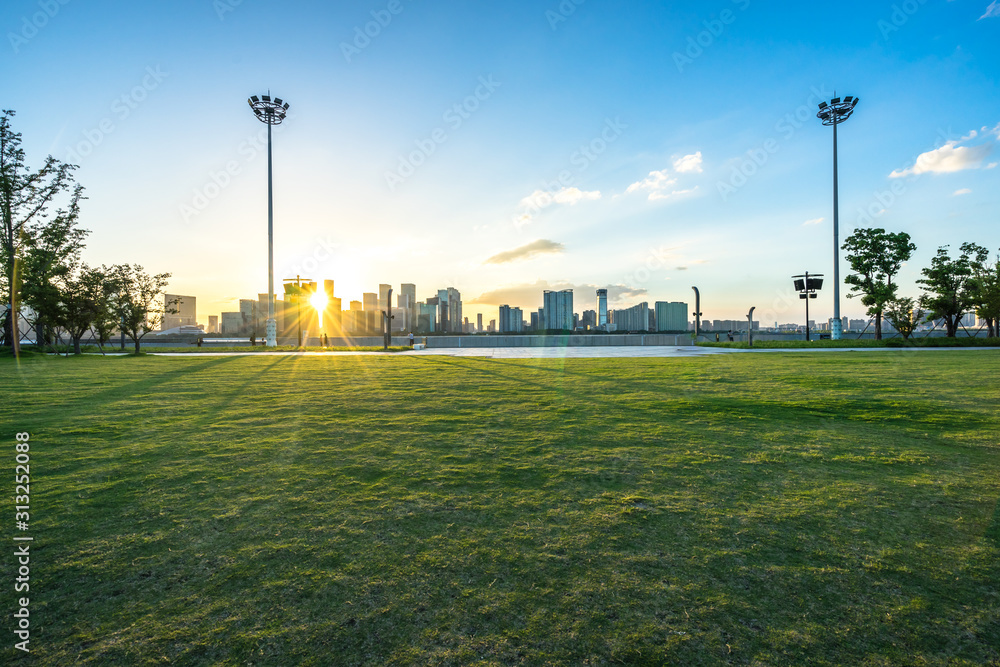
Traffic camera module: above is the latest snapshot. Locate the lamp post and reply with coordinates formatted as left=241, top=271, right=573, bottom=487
left=792, top=272, right=824, bottom=342
left=691, top=286, right=702, bottom=342
left=817, top=94, right=858, bottom=341
left=248, top=92, right=290, bottom=347
left=747, top=306, right=756, bottom=347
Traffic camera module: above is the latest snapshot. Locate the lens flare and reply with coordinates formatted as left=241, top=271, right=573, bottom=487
left=310, top=290, right=329, bottom=329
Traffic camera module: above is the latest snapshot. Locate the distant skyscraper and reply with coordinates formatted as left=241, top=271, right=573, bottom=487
left=477, top=313, right=483, bottom=332
left=543, top=290, right=573, bottom=330
left=400, top=283, right=416, bottom=328
left=498, top=305, right=524, bottom=333
left=161, top=294, right=196, bottom=331
left=379, top=284, right=392, bottom=311
left=610, top=302, right=649, bottom=332
left=208, top=315, right=218, bottom=333
left=597, top=289, right=608, bottom=327
left=654, top=302, right=688, bottom=331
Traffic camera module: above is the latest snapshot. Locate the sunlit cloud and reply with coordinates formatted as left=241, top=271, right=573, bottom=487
left=516, top=187, right=601, bottom=226
left=890, top=129, right=995, bottom=178
left=485, top=239, right=565, bottom=265
left=953, top=188, right=972, bottom=196
left=980, top=1, right=1000, bottom=19
left=802, top=217, right=825, bottom=226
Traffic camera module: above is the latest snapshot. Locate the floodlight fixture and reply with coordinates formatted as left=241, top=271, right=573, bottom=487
left=792, top=272, right=824, bottom=341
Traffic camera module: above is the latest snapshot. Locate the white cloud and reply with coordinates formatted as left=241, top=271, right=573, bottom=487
left=980, top=0, right=1000, bottom=19
left=953, top=188, right=972, bottom=196
left=802, top=217, right=825, bottom=226
left=518, top=187, right=600, bottom=210
left=889, top=140, right=993, bottom=178
left=626, top=169, right=677, bottom=195
left=672, top=151, right=703, bottom=173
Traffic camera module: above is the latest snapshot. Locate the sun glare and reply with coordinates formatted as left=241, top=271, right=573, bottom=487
left=310, top=290, right=329, bottom=329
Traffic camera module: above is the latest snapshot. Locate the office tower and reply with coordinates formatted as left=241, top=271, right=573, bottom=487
left=418, top=301, right=437, bottom=333
left=221, top=312, right=243, bottom=335
left=597, top=289, right=608, bottom=327
left=530, top=311, right=539, bottom=330
left=489, top=319, right=496, bottom=332
left=161, top=294, right=197, bottom=331
left=208, top=315, right=218, bottom=333
left=610, top=302, right=649, bottom=332
left=400, top=283, right=416, bottom=327
left=654, top=301, right=688, bottom=332
left=581, top=310, right=596, bottom=329
left=239, top=299, right=258, bottom=335
left=379, top=284, right=392, bottom=311
left=498, top=305, right=524, bottom=333
left=477, top=313, right=483, bottom=332
left=543, top=289, right=573, bottom=330
left=447, top=287, right=462, bottom=334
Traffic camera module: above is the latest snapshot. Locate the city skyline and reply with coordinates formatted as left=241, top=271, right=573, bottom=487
left=3, top=1, right=999, bottom=326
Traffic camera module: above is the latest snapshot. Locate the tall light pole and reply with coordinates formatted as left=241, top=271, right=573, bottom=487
left=817, top=94, right=858, bottom=341
left=691, top=286, right=702, bottom=342
left=248, top=93, right=290, bottom=347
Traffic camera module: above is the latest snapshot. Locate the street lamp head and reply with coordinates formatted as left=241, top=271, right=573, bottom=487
left=248, top=93, right=290, bottom=125
left=817, top=94, right=858, bottom=126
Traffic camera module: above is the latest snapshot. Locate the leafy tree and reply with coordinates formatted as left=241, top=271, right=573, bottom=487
left=883, top=297, right=924, bottom=341
left=917, top=243, right=986, bottom=337
left=109, top=264, right=175, bottom=353
left=968, top=248, right=1000, bottom=338
left=89, top=266, right=120, bottom=353
left=57, top=265, right=107, bottom=355
left=1, top=110, right=80, bottom=357
left=20, top=193, right=88, bottom=349
left=842, top=228, right=916, bottom=339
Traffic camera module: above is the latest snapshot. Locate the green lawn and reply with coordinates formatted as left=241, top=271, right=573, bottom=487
left=2, top=352, right=999, bottom=665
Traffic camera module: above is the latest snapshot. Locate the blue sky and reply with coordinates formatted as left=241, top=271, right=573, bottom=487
left=2, top=0, right=998, bottom=326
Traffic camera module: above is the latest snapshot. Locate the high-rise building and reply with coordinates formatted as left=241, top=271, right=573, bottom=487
left=400, top=283, right=416, bottom=327
left=597, top=289, right=608, bottom=327
left=447, top=287, right=462, bottom=334
left=477, top=313, right=483, bottom=332
left=581, top=310, right=596, bottom=329
left=379, top=284, right=392, bottom=311
left=161, top=294, right=197, bottom=331
left=239, top=299, right=258, bottom=335
left=543, top=289, right=573, bottom=330
left=221, top=311, right=243, bottom=335
left=654, top=301, right=688, bottom=332
left=610, top=302, right=649, bottom=332
left=498, top=305, right=524, bottom=333
left=208, top=315, right=218, bottom=333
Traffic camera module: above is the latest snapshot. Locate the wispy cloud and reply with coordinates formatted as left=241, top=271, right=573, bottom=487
left=889, top=129, right=994, bottom=178
left=802, top=217, right=825, bottom=226
left=485, top=239, right=565, bottom=265
left=953, top=188, right=972, bottom=196
left=980, top=1, right=1000, bottom=19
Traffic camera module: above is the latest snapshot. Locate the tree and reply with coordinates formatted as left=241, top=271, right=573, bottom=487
left=1, top=110, right=80, bottom=357
left=917, top=243, right=986, bottom=337
left=842, top=228, right=916, bottom=339
left=968, top=248, right=1000, bottom=338
left=108, top=264, right=175, bottom=353
left=57, top=265, right=106, bottom=355
left=20, top=191, right=88, bottom=349
left=89, top=267, right=119, bottom=354
left=883, top=297, right=924, bottom=340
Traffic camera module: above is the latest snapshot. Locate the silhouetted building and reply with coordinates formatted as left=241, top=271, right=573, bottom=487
left=654, top=301, right=688, bottom=332
left=162, top=294, right=196, bottom=331
left=543, top=290, right=573, bottom=330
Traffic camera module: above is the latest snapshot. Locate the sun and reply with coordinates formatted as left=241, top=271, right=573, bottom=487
left=310, top=289, right=329, bottom=329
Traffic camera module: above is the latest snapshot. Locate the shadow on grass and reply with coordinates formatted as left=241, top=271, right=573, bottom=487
left=987, top=497, right=1000, bottom=547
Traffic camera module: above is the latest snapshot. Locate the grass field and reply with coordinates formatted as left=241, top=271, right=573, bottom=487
left=2, top=352, right=999, bottom=665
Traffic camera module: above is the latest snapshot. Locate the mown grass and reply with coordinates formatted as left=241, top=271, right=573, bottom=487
left=701, top=337, right=1000, bottom=349
left=2, top=352, right=998, bottom=665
